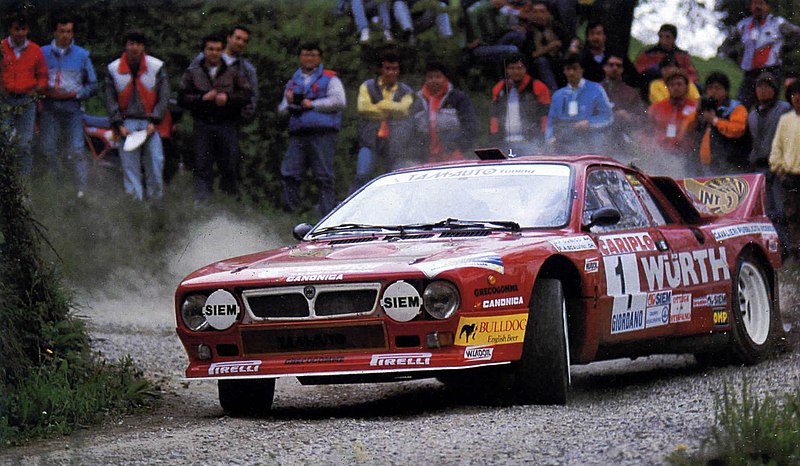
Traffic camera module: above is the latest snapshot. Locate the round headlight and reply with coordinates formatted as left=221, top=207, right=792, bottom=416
left=181, top=294, right=209, bottom=331
left=423, top=281, right=460, bottom=320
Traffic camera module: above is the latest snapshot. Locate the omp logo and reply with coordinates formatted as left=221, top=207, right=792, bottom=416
left=459, top=323, right=477, bottom=342
left=208, top=360, right=261, bottom=375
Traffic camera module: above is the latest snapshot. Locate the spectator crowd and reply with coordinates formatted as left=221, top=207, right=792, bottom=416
left=2, top=1, right=800, bottom=257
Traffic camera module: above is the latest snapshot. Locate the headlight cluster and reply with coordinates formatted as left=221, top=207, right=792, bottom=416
left=181, top=294, right=210, bottom=331
left=381, top=280, right=460, bottom=322
left=180, top=289, right=241, bottom=331
left=423, top=281, right=460, bottom=319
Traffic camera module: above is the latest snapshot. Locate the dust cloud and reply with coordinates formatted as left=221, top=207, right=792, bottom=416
left=77, top=213, right=286, bottom=330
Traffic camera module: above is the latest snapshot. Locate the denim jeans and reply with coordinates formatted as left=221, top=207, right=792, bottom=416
left=39, top=99, right=88, bottom=192
left=192, top=119, right=240, bottom=201
left=352, top=0, right=391, bottom=32
left=119, top=118, right=164, bottom=201
left=281, top=131, right=337, bottom=215
left=393, top=1, right=452, bottom=36
left=3, top=95, right=36, bottom=177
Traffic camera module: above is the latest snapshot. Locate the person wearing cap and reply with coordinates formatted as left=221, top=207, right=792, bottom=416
left=645, top=68, right=697, bottom=157
left=769, top=80, right=800, bottom=259
left=748, top=71, right=792, bottom=256
left=726, top=0, right=800, bottom=109
left=409, top=62, right=477, bottom=163
left=40, top=15, right=97, bottom=198
left=647, top=56, right=700, bottom=105
left=634, top=23, right=698, bottom=88
left=104, top=30, right=170, bottom=201
left=685, top=71, right=749, bottom=175
left=1, top=11, right=48, bottom=178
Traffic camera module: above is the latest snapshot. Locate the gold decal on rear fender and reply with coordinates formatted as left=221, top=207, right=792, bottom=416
left=684, top=177, right=749, bottom=215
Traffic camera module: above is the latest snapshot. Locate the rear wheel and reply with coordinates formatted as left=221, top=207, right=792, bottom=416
left=514, top=279, right=570, bottom=405
left=218, top=378, right=275, bottom=416
left=730, top=256, right=777, bottom=364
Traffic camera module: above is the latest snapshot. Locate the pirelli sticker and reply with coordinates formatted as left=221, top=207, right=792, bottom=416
left=455, top=313, right=527, bottom=346
left=684, top=177, right=749, bottom=215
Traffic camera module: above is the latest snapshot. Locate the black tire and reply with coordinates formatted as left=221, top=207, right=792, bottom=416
left=514, top=279, right=570, bottom=405
left=218, top=378, right=276, bottom=416
left=730, top=255, right=778, bottom=365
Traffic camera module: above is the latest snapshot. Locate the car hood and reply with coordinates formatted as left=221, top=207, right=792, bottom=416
left=179, top=232, right=581, bottom=288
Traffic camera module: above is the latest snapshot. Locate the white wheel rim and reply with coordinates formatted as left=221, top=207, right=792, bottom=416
left=738, top=262, right=771, bottom=345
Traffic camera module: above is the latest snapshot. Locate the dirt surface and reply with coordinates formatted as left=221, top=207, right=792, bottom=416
left=2, top=219, right=799, bottom=465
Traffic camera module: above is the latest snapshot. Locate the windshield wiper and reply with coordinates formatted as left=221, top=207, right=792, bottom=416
left=309, top=223, right=406, bottom=237
left=406, top=218, right=521, bottom=232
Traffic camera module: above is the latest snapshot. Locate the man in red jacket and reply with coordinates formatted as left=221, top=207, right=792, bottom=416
left=1, top=12, right=48, bottom=177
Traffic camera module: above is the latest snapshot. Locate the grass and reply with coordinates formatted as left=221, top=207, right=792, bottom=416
left=667, top=380, right=800, bottom=465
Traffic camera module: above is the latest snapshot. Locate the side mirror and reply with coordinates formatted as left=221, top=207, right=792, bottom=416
left=292, top=223, right=314, bottom=241
left=584, top=207, right=621, bottom=231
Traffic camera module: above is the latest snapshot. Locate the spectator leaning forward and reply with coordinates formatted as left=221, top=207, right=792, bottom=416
left=724, top=0, right=800, bottom=109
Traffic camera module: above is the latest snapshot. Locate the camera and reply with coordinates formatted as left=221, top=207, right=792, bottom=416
left=699, top=96, right=717, bottom=112
left=293, top=92, right=305, bottom=106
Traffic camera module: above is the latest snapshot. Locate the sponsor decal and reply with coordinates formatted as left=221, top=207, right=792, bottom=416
left=414, top=253, right=504, bottom=278
left=611, top=308, right=645, bottom=334
left=598, top=232, right=657, bottom=256
left=640, top=248, right=731, bottom=290
left=208, top=360, right=261, bottom=376
left=670, top=293, right=692, bottom=323
left=584, top=258, right=599, bottom=273
left=693, top=293, right=727, bottom=308
left=285, top=356, right=345, bottom=365
left=713, top=308, right=729, bottom=326
left=257, top=263, right=381, bottom=281
left=455, top=313, right=528, bottom=346
left=474, top=284, right=519, bottom=297
left=647, top=290, right=673, bottom=307
left=464, top=345, right=494, bottom=361
left=482, top=296, right=525, bottom=309
left=549, top=236, right=597, bottom=252
left=286, top=273, right=343, bottom=282
left=381, top=281, right=422, bottom=322
left=684, top=177, right=749, bottom=215
left=370, top=352, right=431, bottom=367
left=400, top=165, right=570, bottom=183
left=645, top=305, right=670, bottom=328
left=711, top=223, right=777, bottom=241
left=204, top=289, right=240, bottom=330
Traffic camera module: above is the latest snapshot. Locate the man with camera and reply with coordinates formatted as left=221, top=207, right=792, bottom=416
left=278, top=42, right=346, bottom=216
left=685, top=71, right=748, bottom=175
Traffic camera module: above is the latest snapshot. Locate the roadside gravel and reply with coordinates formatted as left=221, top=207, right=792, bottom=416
left=2, top=239, right=799, bottom=465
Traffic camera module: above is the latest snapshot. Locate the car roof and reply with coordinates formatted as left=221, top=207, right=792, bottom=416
left=393, top=153, right=630, bottom=173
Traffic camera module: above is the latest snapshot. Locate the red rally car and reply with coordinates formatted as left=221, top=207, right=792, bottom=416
left=175, top=153, right=784, bottom=413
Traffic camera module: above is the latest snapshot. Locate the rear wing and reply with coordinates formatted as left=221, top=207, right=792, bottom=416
left=676, top=174, right=767, bottom=220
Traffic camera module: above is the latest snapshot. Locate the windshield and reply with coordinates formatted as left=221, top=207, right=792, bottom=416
left=315, top=163, right=573, bottom=234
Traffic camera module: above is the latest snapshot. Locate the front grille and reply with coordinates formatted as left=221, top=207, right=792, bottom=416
left=242, top=283, right=381, bottom=321
left=241, top=322, right=387, bottom=354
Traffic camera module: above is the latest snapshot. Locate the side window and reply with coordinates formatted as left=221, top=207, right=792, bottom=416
left=627, top=174, right=669, bottom=226
left=583, top=169, right=650, bottom=232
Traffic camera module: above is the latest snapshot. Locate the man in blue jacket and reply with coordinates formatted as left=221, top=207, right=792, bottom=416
left=40, top=16, right=97, bottom=198
left=278, top=43, right=346, bottom=216
left=546, top=53, right=613, bottom=154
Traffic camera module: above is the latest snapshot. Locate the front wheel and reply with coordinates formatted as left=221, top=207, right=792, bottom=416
left=513, top=279, right=570, bottom=405
left=730, top=256, right=777, bottom=364
left=218, top=378, right=276, bottom=416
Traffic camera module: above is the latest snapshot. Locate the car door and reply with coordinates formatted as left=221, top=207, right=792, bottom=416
left=583, top=167, right=697, bottom=342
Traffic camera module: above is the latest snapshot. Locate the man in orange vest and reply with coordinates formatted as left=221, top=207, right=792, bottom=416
left=104, top=30, right=170, bottom=201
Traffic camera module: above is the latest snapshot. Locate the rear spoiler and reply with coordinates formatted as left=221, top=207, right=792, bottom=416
left=675, top=173, right=766, bottom=220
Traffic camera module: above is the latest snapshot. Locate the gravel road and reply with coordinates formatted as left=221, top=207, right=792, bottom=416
left=2, top=216, right=799, bottom=466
